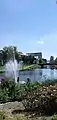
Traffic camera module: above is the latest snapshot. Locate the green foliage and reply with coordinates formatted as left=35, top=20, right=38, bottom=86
left=0, top=79, right=42, bottom=103
left=22, top=55, right=36, bottom=65
left=0, top=88, right=9, bottom=103
left=50, top=56, right=54, bottom=64
left=51, top=114, right=57, bottom=120
left=0, top=78, right=57, bottom=104
left=39, top=58, right=47, bottom=65
left=55, top=57, right=57, bottom=65
left=0, top=80, right=16, bottom=103
left=1, top=78, right=57, bottom=104
left=0, top=46, right=37, bottom=65
left=1, top=79, right=57, bottom=116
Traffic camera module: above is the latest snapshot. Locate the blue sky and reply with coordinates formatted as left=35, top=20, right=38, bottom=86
left=0, top=0, right=57, bottom=59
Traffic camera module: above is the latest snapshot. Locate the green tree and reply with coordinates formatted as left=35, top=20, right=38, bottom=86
left=55, top=57, right=57, bottom=65
left=42, top=58, right=47, bottom=64
left=0, top=50, right=3, bottom=65
left=39, top=58, right=43, bottom=64
left=2, top=46, right=22, bottom=63
left=50, top=56, right=54, bottom=64
left=14, top=46, right=22, bottom=62
left=3, top=47, right=8, bottom=64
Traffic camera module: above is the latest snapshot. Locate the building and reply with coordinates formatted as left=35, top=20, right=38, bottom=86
left=26, top=52, right=42, bottom=59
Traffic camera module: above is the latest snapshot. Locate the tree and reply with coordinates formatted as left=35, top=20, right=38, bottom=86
left=3, top=47, right=8, bottom=64
left=50, top=56, right=54, bottom=64
left=14, top=47, right=23, bottom=62
left=55, top=57, right=57, bottom=65
left=42, top=58, right=47, bottom=64
left=39, top=58, right=43, bottom=64
left=3, top=46, right=22, bottom=63
left=0, top=50, right=4, bottom=65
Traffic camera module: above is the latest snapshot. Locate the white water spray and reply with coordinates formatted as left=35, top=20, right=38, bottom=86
left=5, top=59, right=18, bottom=83
left=5, top=46, right=24, bottom=83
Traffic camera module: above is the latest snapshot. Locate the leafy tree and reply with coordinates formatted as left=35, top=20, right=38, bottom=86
left=3, top=47, right=8, bottom=64
left=2, top=46, right=22, bottom=63
left=42, top=58, right=47, bottom=64
left=55, top=57, right=57, bottom=65
left=39, top=58, right=43, bottom=64
left=0, top=50, right=3, bottom=65
left=14, top=46, right=23, bottom=62
left=50, top=56, right=54, bottom=64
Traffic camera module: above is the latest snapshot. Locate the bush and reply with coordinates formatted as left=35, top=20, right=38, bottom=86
left=0, top=79, right=42, bottom=103
left=0, top=88, right=9, bottom=103
left=51, top=114, right=57, bottom=120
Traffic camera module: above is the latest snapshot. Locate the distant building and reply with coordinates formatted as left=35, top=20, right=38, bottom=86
left=26, top=52, right=42, bottom=59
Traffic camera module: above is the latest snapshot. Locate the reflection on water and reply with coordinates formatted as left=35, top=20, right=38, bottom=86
left=19, top=69, right=57, bottom=82
left=0, top=68, right=57, bottom=82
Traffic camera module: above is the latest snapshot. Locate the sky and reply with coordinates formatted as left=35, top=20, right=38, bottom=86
left=0, top=0, right=57, bottom=59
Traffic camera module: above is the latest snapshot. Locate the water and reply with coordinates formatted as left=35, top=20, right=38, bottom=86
left=19, top=68, right=57, bottom=83
left=5, top=60, right=18, bottom=83
left=0, top=68, right=57, bottom=83
left=2, top=45, right=57, bottom=83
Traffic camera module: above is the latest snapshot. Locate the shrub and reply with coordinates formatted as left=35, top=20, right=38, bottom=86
left=51, top=114, right=57, bottom=120
left=0, top=79, right=42, bottom=103
left=0, top=88, right=9, bottom=103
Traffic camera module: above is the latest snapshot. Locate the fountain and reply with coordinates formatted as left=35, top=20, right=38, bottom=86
left=4, top=46, right=26, bottom=84
left=5, top=46, right=19, bottom=83
left=5, top=59, right=18, bottom=83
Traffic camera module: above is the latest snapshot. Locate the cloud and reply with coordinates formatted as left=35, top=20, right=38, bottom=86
left=37, top=40, right=44, bottom=44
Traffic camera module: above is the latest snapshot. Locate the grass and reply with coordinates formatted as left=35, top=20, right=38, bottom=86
left=20, top=64, right=41, bottom=70
left=0, top=64, right=40, bottom=72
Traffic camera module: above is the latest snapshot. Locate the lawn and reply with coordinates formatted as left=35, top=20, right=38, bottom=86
left=0, top=64, right=40, bottom=72
left=20, top=64, right=41, bottom=70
